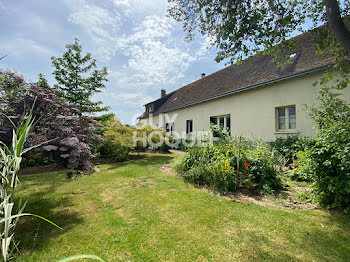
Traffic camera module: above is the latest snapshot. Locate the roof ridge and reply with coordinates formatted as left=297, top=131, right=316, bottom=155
left=140, top=27, right=334, bottom=118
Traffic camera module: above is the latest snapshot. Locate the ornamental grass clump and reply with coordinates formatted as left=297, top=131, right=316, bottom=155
left=0, top=113, right=62, bottom=261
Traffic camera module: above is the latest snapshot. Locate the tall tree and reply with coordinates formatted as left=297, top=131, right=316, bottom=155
left=168, top=0, right=350, bottom=63
left=51, top=38, right=109, bottom=114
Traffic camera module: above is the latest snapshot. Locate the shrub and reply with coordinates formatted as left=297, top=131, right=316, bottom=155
left=302, top=121, right=350, bottom=212
left=210, top=123, right=229, bottom=140
left=242, top=141, right=285, bottom=193
left=288, top=149, right=314, bottom=181
left=0, top=71, right=100, bottom=173
left=134, top=124, right=173, bottom=152
left=270, top=136, right=300, bottom=165
left=175, top=138, right=283, bottom=194
left=100, top=120, right=133, bottom=161
left=302, top=77, right=350, bottom=213
left=21, top=149, right=55, bottom=168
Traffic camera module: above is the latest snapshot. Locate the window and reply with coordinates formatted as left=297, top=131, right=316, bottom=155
left=171, top=123, right=175, bottom=136
left=146, top=104, right=153, bottom=113
left=186, top=120, right=193, bottom=134
left=210, top=115, right=231, bottom=133
left=165, top=123, right=175, bottom=135
left=276, top=105, right=296, bottom=131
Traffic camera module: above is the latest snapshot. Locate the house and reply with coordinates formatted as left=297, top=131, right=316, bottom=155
left=138, top=31, right=350, bottom=141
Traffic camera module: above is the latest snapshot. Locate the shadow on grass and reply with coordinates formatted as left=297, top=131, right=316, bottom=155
left=105, top=154, right=174, bottom=171
left=297, top=210, right=350, bottom=260
left=14, top=176, right=83, bottom=257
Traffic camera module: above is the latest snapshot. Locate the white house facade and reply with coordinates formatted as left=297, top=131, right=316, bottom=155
left=138, top=31, right=350, bottom=141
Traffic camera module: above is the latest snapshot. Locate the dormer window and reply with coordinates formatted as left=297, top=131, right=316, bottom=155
left=146, top=104, right=154, bottom=113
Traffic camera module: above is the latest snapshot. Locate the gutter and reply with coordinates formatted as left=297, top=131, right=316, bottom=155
left=140, top=64, right=330, bottom=118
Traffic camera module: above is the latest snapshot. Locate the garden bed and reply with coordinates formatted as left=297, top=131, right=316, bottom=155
left=162, top=163, right=317, bottom=210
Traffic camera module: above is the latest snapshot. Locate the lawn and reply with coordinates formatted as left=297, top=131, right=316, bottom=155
left=15, top=153, right=350, bottom=262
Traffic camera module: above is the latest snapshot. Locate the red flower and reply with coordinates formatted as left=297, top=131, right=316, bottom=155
left=244, top=162, right=250, bottom=167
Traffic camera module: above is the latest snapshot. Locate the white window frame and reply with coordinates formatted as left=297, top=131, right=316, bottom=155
left=275, top=105, right=296, bottom=132
left=210, top=114, right=231, bottom=133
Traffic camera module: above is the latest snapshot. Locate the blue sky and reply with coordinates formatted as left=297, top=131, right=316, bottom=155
left=0, top=0, right=227, bottom=124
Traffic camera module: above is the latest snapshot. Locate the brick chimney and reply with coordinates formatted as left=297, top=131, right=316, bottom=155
left=201, top=73, right=206, bottom=78
left=161, top=89, right=166, bottom=98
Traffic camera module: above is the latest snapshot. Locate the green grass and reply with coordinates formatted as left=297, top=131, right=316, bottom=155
left=14, top=153, right=350, bottom=261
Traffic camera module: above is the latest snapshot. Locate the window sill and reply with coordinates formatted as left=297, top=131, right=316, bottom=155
left=274, top=130, right=299, bottom=135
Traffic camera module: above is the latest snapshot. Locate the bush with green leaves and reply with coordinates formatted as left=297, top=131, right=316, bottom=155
left=21, top=149, right=55, bottom=168
left=310, top=85, right=350, bottom=212
left=99, top=120, right=133, bottom=161
left=270, top=136, right=315, bottom=168
left=291, top=70, right=350, bottom=213
left=175, top=137, right=283, bottom=194
left=242, top=141, right=285, bottom=193
left=134, top=124, right=173, bottom=152
left=270, top=136, right=300, bottom=165
left=288, top=149, right=314, bottom=182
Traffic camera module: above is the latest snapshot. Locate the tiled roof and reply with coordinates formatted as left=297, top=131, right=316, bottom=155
left=140, top=30, right=334, bottom=119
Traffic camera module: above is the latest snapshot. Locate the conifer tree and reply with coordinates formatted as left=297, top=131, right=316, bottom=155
left=51, top=38, right=109, bottom=114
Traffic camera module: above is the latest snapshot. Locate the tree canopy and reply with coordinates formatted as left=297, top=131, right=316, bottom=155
left=51, top=38, right=109, bottom=114
left=168, top=0, right=350, bottom=63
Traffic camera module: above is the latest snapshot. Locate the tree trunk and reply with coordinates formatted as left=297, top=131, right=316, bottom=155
left=324, top=0, right=350, bottom=55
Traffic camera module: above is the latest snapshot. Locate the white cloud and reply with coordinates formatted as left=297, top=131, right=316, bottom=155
left=111, top=0, right=167, bottom=17
left=2, top=37, right=54, bottom=57
left=65, top=0, right=216, bottom=123
left=196, top=36, right=214, bottom=57
left=65, top=0, right=122, bottom=62
left=96, top=90, right=153, bottom=107
left=114, top=16, right=195, bottom=87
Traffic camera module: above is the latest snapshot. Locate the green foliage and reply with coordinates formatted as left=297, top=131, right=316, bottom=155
left=134, top=124, right=173, bottom=152
left=21, top=149, right=55, bottom=168
left=309, top=85, right=350, bottom=212
left=270, top=136, right=300, bottom=165
left=36, top=73, right=50, bottom=89
left=210, top=123, right=230, bottom=140
left=51, top=38, right=109, bottom=114
left=0, top=112, right=61, bottom=261
left=175, top=138, right=283, bottom=194
left=93, top=113, right=116, bottom=138
left=270, top=136, right=316, bottom=172
left=292, top=69, right=350, bottom=212
left=288, top=149, right=314, bottom=182
left=94, top=113, right=115, bottom=126
left=100, top=120, right=133, bottom=161
left=168, top=0, right=350, bottom=64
